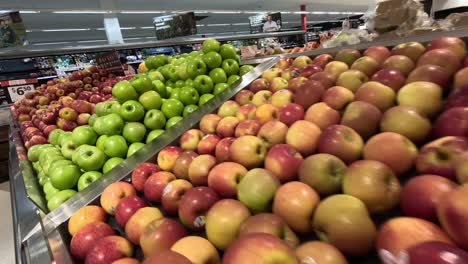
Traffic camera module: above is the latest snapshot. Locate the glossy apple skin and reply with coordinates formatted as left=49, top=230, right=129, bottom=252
left=391, top=42, right=426, bottom=62
left=371, top=68, right=406, bottom=92
left=382, top=55, right=415, bottom=76
left=278, top=103, right=305, bottom=127
left=417, top=49, right=461, bottom=75
left=188, top=154, right=217, bottom=186
left=454, top=68, right=468, bottom=89
left=305, top=102, right=341, bottom=129
left=380, top=106, right=432, bottom=143
left=404, top=241, right=468, bottom=264
left=286, top=120, right=321, bottom=156
left=131, top=163, right=160, bottom=192
left=427, top=36, right=467, bottom=60
left=235, top=120, right=261, bottom=137
left=171, top=236, right=221, bottom=264
left=445, top=85, right=468, bottom=110
left=85, top=236, right=133, bottom=264
left=161, top=179, right=193, bottom=215
left=264, top=144, right=304, bottom=183
left=295, top=241, right=348, bottom=264
left=100, top=182, right=137, bottom=215
left=437, top=186, right=468, bottom=250
left=351, top=56, right=380, bottom=77
left=207, top=162, right=247, bottom=198
left=318, top=125, right=364, bottom=164
left=139, top=218, right=188, bottom=258
left=364, top=45, right=391, bottom=64
left=125, top=207, right=163, bottom=245
left=178, top=186, right=220, bottom=230
left=215, top=137, right=235, bottom=163
left=313, top=54, right=333, bottom=68
left=294, top=79, right=325, bottom=109
left=143, top=171, right=176, bottom=204
left=433, top=107, right=468, bottom=138
left=180, top=129, right=204, bottom=151
left=355, top=81, right=396, bottom=112
left=68, top=205, right=107, bottom=236
left=114, top=195, right=148, bottom=227
left=321, top=86, right=354, bottom=111
left=407, top=65, right=451, bottom=90
left=250, top=78, right=270, bottom=93
left=309, top=71, right=335, bottom=89
left=142, top=250, right=192, bottom=264
left=198, top=134, right=221, bottom=155
left=229, top=135, right=267, bottom=169
left=341, top=101, right=382, bottom=139
left=200, top=114, right=222, bottom=134
left=257, top=120, right=288, bottom=147
left=157, top=146, right=183, bottom=172
left=70, top=222, right=115, bottom=260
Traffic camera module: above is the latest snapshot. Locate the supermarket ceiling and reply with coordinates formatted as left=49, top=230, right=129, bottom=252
left=0, top=0, right=373, bottom=44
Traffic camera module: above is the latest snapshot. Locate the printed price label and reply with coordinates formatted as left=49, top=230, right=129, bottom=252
left=7, top=84, right=34, bottom=102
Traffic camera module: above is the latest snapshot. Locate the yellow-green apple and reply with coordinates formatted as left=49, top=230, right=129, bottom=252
left=334, top=48, right=361, bottom=66
left=380, top=106, right=431, bottom=143
left=223, top=233, right=297, bottom=264
left=364, top=45, right=391, bottom=64
left=401, top=175, right=456, bottom=221
left=249, top=78, right=270, bottom=93
left=161, top=179, right=193, bottom=215
left=68, top=205, right=106, bottom=236
left=234, top=90, right=254, bottom=105
left=115, top=195, right=148, bottom=227
left=313, top=54, right=333, bottom=68
left=171, top=236, right=221, bottom=264
left=215, top=137, right=235, bottom=162
left=251, top=90, right=272, bottom=107
left=404, top=241, right=468, bottom=264
left=417, top=49, right=461, bottom=75
left=125, top=207, right=163, bottom=245
left=264, top=144, right=303, bottom=183
left=391, top=41, right=426, bottom=62
left=275, top=57, right=292, bottom=70
left=299, top=64, right=322, bottom=78
left=270, top=89, right=294, bottom=107
left=142, top=250, right=191, bottom=264
left=261, top=68, right=282, bottom=82
left=198, top=134, right=221, bottom=155
left=397, top=81, right=443, bottom=117
left=454, top=68, right=468, bottom=89
left=407, top=64, right=451, bottom=89
left=216, top=116, right=240, bottom=138
left=239, top=213, right=299, bottom=248
left=321, top=86, right=354, bottom=111
left=351, top=56, right=380, bottom=76
left=273, top=181, right=320, bottom=234
left=437, top=186, right=468, bottom=250
left=143, top=171, right=176, bottom=203
left=318, top=125, right=364, bottom=164
left=382, top=55, right=415, bottom=76
left=313, top=194, right=377, bottom=256
left=427, top=36, right=467, bottom=60
left=354, top=81, right=396, bottom=112
left=235, top=103, right=257, bottom=121
left=200, top=114, right=222, bottom=134
left=433, top=107, right=468, bottom=138
left=131, top=162, right=160, bottom=192
left=178, top=186, right=220, bottom=230
left=376, top=217, right=454, bottom=257
left=324, top=61, right=349, bottom=79
left=363, top=132, right=418, bottom=176
left=237, top=168, right=280, bottom=212
left=371, top=68, right=406, bottom=92
left=341, top=101, right=382, bottom=139
left=258, top=120, right=288, bottom=147
left=205, top=199, right=251, bottom=250
left=286, top=120, right=321, bottom=156
left=218, top=100, right=240, bottom=117
left=85, top=235, right=133, bottom=264
left=295, top=241, right=348, bottom=264
left=207, top=162, right=247, bottom=198
left=70, top=222, right=115, bottom=260
left=281, top=67, right=300, bottom=81
left=140, top=217, right=188, bottom=257
left=336, top=70, right=369, bottom=92
left=188, top=154, right=217, bottom=186
left=269, top=77, right=289, bottom=92
left=278, top=103, right=305, bottom=126
left=293, top=80, right=325, bottom=109
left=456, top=152, right=468, bottom=183
left=309, top=71, right=335, bottom=89
left=157, top=146, right=183, bottom=172
left=287, top=76, right=308, bottom=92
left=173, top=150, right=198, bottom=180
left=343, top=160, right=401, bottom=213
left=235, top=120, right=261, bottom=137
left=416, top=136, right=468, bottom=180
left=100, top=182, right=136, bottom=215
left=255, top=104, right=279, bottom=124
left=298, top=153, right=347, bottom=196
left=304, top=102, right=341, bottom=129
left=180, top=129, right=204, bottom=151
left=292, top=55, right=313, bottom=69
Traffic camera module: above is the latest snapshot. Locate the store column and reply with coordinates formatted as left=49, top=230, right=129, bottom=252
left=100, top=0, right=124, bottom=44
left=300, top=4, right=307, bottom=31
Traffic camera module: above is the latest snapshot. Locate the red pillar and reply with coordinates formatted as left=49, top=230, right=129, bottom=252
left=300, top=4, right=307, bottom=31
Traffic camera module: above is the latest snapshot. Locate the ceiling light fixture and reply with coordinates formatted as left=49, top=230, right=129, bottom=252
left=140, top=26, right=154, bottom=29
left=77, top=40, right=107, bottom=43
left=206, top=23, right=231, bottom=26
left=20, top=10, right=40, bottom=13
left=52, top=10, right=109, bottom=14
left=120, top=11, right=166, bottom=14
left=120, top=27, right=136, bottom=30
left=41, top=28, right=91, bottom=32
left=231, top=23, right=249, bottom=26
left=208, top=11, right=242, bottom=14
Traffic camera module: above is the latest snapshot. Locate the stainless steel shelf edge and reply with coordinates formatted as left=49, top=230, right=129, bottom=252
left=22, top=56, right=279, bottom=243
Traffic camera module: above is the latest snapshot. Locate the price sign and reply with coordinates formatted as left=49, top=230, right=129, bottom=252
left=7, top=84, right=34, bottom=102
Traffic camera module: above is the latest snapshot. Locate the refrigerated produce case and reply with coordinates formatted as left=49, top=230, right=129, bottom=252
left=6, top=28, right=468, bottom=263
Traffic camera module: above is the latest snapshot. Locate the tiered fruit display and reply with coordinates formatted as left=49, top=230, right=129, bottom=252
left=65, top=36, right=468, bottom=264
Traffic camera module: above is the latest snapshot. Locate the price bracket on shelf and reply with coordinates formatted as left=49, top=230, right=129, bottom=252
left=8, top=84, right=34, bottom=102
left=95, top=51, right=125, bottom=76
left=0, top=78, right=37, bottom=103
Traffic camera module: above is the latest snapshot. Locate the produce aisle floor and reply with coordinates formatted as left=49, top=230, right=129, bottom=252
left=0, top=181, right=14, bottom=264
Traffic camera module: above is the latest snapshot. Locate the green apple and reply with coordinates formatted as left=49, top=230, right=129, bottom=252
left=152, top=80, right=168, bottom=98
left=213, top=83, right=229, bottom=95
left=48, top=129, right=63, bottom=146
left=160, top=65, right=171, bottom=80
left=28, top=144, right=52, bottom=162
left=139, top=90, right=162, bottom=110
left=77, top=171, right=103, bottom=191
left=88, top=114, right=98, bottom=126
left=93, top=113, right=124, bottom=135
left=39, top=148, right=62, bottom=166
left=71, top=125, right=97, bottom=146
left=202, top=38, right=221, bottom=54
left=194, top=75, right=214, bottom=94
left=146, top=129, right=165, bottom=143
left=220, top=44, right=237, bottom=60
left=112, top=80, right=139, bottom=103
left=39, top=174, right=49, bottom=187
left=166, top=116, right=183, bottom=129
left=102, top=157, right=124, bottom=174
left=119, top=100, right=145, bottom=122
left=237, top=168, right=280, bottom=213
left=58, top=131, right=72, bottom=146
left=147, top=70, right=165, bottom=82
left=143, top=109, right=166, bottom=130
left=239, top=65, right=254, bottom=76
left=74, top=145, right=106, bottom=172
left=110, top=102, right=121, bottom=114
left=168, top=65, right=180, bottom=81
left=189, top=50, right=201, bottom=57
left=166, top=80, right=175, bottom=89
left=130, top=74, right=154, bottom=94
left=185, top=79, right=195, bottom=88
left=127, top=142, right=145, bottom=157
left=47, top=189, right=77, bottom=211
left=43, top=181, right=59, bottom=195
left=49, top=164, right=81, bottom=190
left=60, top=138, right=77, bottom=159
left=94, top=102, right=110, bottom=116
left=209, top=68, right=227, bottom=84
left=179, top=86, right=200, bottom=105
left=199, top=94, right=215, bottom=106
left=145, top=55, right=168, bottom=69
left=42, top=154, right=67, bottom=175
left=96, top=135, right=108, bottom=152
left=222, top=59, right=239, bottom=76
left=48, top=159, right=73, bottom=175
left=169, top=88, right=182, bottom=100
left=227, top=75, right=241, bottom=85
left=202, top=51, right=223, bottom=70
left=177, top=63, right=190, bottom=81
left=183, top=104, right=198, bottom=117
left=187, top=58, right=207, bottom=78
left=123, top=122, right=146, bottom=143
left=103, top=135, right=128, bottom=158
left=161, top=99, right=184, bottom=118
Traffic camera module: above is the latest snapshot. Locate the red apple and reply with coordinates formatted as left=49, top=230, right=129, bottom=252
left=321, top=86, right=354, bottom=111
left=216, top=116, right=240, bottom=138
left=255, top=104, right=279, bottom=125
left=417, top=49, right=461, bottom=75
left=437, top=186, right=468, bottom=250
left=407, top=65, right=451, bottom=89
left=230, top=135, right=267, bottom=169
left=249, top=78, right=270, bottom=93
left=404, top=241, right=468, bottom=264
left=275, top=57, right=292, bottom=70
left=294, top=79, right=325, bottom=109
left=287, top=76, right=308, bottom=92
left=318, top=125, right=364, bottom=164
left=115, top=195, right=148, bottom=227
left=161, top=179, right=193, bottom=215
left=125, top=207, right=163, bottom=245
left=143, top=171, right=176, bottom=204
left=85, top=236, right=133, bottom=264
left=207, top=162, right=247, bottom=198
left=197, top=134, right=221, bottom=155
left=364, top=45, right=391, bottom=64
left=371, top=68, right=406, bottom=92
left=427, top=37, right=467, bottom=60
left=235, top=90, right=254, bottom=105
left=341, top=101, right=382, bottom=139
left=285, top=120, right=321, bottom=156
left=235, top=119, right=261, bottom=137
left=172, top=150, right=198, bottom=180
left=264, top=144, right=303, bottom=182
left=382, top=55, right=415, bottom=76
left=70, top=222, right=115, bottom=261
left=295, top=241, right=347, bottom=264
left=391, top=41, right=426, bottom=62
left=304, top=102, right=341, bottom=129
left=215, top=137, right=235, bottom=163
left=180, top=129, right=204, bottom=151
left=199, top=114, right=222, bottom=134
left=433, top=107, right=468, bottom=138
left=312, top=54, right=333, bottom=68
left=257, top=120, right=288, bottom=147
left=178, top=186, right=220, bottom=230
left=131, top=163, right=160, bottom=192
left=235, top=103, right=256, bottom=121
left=278, top=103, right=305, bottom=127
left=100, top=182, right=136, bottom=215
left=445, top=85, right=468, bottom=110
left=351, top=56, right=380, bottom=76
left=140, top=218, right=188, bottom=258
left=157, top=146, right=183, bottom=172
left=355, top=81, right=396, bottom=112
left=454, top=68, right=468, bottom=89
left=142, top=250, right=191, bottom=264
left=188, top=154, right=217, bottom=186
left=308, top=71, right=335, bottom=89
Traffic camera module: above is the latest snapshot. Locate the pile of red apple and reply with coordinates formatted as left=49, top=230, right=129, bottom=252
left=65, top=37, right=468, bottom=264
